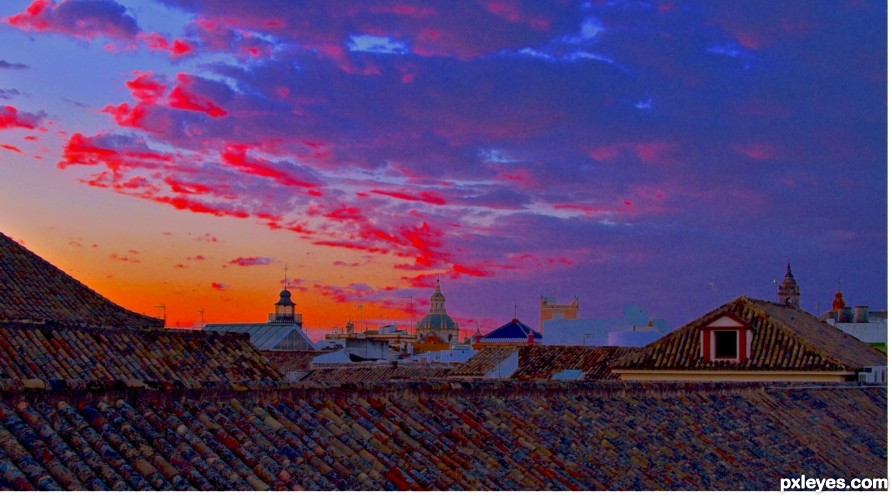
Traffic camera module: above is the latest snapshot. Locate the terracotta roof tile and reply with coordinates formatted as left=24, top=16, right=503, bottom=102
left=617, top=297, right=887, bottom=371
left=449, top=347, right=518, bottom=377
left=0, top=232, right=162, bottom=329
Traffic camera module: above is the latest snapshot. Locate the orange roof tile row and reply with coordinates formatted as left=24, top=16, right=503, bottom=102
left=0, top=383, right=884, bottom=490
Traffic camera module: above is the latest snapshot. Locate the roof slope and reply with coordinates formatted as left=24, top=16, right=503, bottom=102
left=0, top=324, right=283, bottom=389
left=204, top=323, right=314, bottom=350
left=514, top=346, right=635, bottom=381
left=449, top=346, right=518, bottom=377
left=617, top=296, right=887, bottom=372
left=0, top=232, right=162, bottom=329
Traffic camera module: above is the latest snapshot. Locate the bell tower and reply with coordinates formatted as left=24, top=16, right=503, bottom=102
left=777, top=263, right=800, bottom=309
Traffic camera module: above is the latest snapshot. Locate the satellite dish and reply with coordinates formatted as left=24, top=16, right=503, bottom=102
left=651, top=318, right=670, bottom=333
left=622, top=304, right=649, bottom=327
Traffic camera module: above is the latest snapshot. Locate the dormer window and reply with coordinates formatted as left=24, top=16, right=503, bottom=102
left=701, top=313, right=752, bottom=362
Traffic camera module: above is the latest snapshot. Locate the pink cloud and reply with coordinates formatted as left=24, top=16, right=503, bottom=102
left=229, top=256, right=273, bottom=266
left=109, top=251, right=140, bottom=263
left=210, top=281, right=228, bottom=290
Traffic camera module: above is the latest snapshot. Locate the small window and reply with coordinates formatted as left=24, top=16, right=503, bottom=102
left=714, top=330, right=737, bottom=359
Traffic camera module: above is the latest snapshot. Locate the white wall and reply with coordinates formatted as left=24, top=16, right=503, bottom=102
left=829, top=321, right=887, bottom=344
left=484, top=350, right=519, bottom=379
left=544, top=319, right=664, bottom=347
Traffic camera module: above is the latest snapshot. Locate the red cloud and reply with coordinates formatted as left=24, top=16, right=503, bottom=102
left=168, top=74, right=227, bottom=117
left=58, top=133, right=174, bottom=175
left=0, top=144, right=22, bottom=153
left=220, top=143, right=317, bottom=188
left=126, top=71, right=167, bottom=103
left=0, top=105, right=44, bottom=130
left=210, top=282, right=228, bottom=290
left=104, top=71, right=230, bottom=130
left=369, top=189, right=446, bottom=205
left=452, top=263, right=490, bottom=277
left=5, top=0, right=140, bottom=42
left=139, top=32, right=194, bottom=58
left=323, top=205, right=366, bottom=222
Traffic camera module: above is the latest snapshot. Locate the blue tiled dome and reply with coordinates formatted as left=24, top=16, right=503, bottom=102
left=417, top=313, right=458, bottom=332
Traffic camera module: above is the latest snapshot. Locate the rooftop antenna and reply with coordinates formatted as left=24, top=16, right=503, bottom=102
left=514, top=303, right=518, bottom=320
left=197, top=309, right=205, bottom=328
left=356, top=302, right=364, bottom=332
left=403, top=295, right=415, bottom=332
left=283, top=263, right=289, bottom=289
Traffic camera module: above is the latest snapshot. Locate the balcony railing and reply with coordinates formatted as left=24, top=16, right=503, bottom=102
left=268, top=313, right=303, bottom=324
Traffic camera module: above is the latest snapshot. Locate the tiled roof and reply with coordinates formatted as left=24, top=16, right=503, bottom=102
left=449, top=347, right=518, bottom=377
left=262, top=350, right=327, bottom=374
left=616, top=297, right=887, bottom=371
left=514, top=346, right=634, bottom=381
left=0, top=323, right=284, bottom=390
left=0, top=232, right=162, bottom=329
left=0, top=383, right=884, bottom=490
left=304, top=363, right=453, bottom=382
left=480, top=319, right=541, bottom=342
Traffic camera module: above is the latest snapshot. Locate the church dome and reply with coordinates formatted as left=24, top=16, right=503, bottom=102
left=415, top=277, right=459, bottom=342
left=416, top=312, right=458, bottom=332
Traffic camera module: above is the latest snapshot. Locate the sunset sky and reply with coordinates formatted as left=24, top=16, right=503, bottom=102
left=0, top=0, right=886, bottom=338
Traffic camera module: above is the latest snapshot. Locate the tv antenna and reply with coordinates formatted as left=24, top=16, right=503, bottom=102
left=355, top=303, right=364, bottom=332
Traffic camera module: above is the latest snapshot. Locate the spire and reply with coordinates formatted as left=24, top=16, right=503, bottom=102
left=429, top=276, right=446, bottom=314
left=777, top=263, right=800, bottom=309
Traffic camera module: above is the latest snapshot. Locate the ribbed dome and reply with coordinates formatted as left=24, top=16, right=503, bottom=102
left=415, top=277, right=459, bottom=336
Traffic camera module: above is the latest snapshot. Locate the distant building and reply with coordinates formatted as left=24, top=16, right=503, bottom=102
left=475, top=318, right=541, bottom=348
left=414, top=277, right=460, bottom=352
left=322, top=322, right=417, bottom=357
left=204, top=286, right=315, bottom=351
left=539, top=296, right=578, bottom=332
left=819, top=289, right=887, bottom=346
left=542, top=300, right=665, bottom=347
left=613, top=296, right=886, bottom=382
left=412, top=344, right=476, bottom=363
